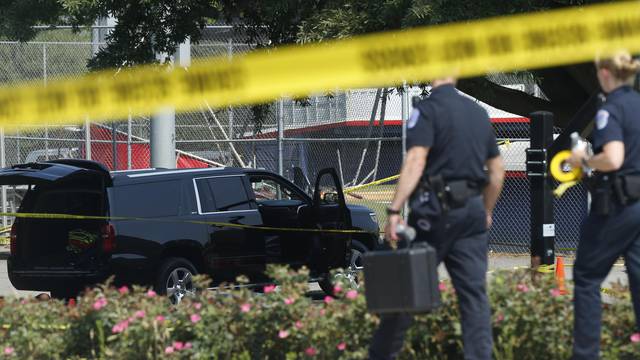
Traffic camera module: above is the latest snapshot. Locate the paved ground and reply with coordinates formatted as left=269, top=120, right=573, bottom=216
left=0, top=245, right=629, bottom=301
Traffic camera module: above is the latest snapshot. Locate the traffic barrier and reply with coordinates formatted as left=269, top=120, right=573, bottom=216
left=0, top=2, right=637, bottom=129
left=556, top=256, right=568, bottom=295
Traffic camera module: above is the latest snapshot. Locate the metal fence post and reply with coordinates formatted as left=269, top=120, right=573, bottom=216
left=43, top=43, right=47, bottom=86
left=527, top=111, right=555, bottom=266
left=112, top=122, right=118, bottom=170
left=127, top=113, right=132, bottom=169
left=278, top=99, right=284, bottom=175
left=401, top=83, right=409, bottom=216
left=1, top=127, right=6, bottom=227
left=85, top=117, right=92, bottom=160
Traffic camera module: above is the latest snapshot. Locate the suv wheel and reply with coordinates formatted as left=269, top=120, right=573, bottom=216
left=50, top=288, right=79, bottom=300
left=155, top=257, right=197, bottom=304
left=318, top=240, right=368, bottom=296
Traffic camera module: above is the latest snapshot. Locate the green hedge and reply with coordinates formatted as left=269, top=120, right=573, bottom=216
left=0, top=266, right=638, bottom=359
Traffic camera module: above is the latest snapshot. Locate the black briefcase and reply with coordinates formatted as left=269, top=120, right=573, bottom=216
left=363, top=242, right=440, bottom=314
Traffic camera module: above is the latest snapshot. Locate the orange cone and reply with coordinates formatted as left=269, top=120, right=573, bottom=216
left=555, top=256, right=568, bottom=295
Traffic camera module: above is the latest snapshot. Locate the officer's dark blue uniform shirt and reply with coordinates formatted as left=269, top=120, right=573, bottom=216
left=406, top=84, right=500, bottom=185
left=593, top=85, right=640, bottom=175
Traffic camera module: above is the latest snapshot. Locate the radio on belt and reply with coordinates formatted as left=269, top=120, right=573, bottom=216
left=363, top=224, right=440, bottom=314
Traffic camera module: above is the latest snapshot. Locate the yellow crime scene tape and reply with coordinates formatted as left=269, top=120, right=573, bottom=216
left=344, top=139, right=511, bottom=194
left=344, top=175, right=400, bottom=194
left=0, top=212, right=374, bottom=235
left=0, top=2, right=638, bottom=129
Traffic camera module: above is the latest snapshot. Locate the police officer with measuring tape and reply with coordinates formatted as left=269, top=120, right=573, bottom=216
left=369, top=77, right=505, bottom=360
left=568, top=51, right=640, bottom=359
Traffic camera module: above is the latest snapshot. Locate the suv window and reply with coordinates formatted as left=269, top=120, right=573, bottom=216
left=29, top=189, right=102, bottom=215
left=195, top=176, right=252, bottom=212
left=112, top=181, right=181, bottom=218
left=250, top=177, right=304, bottom=202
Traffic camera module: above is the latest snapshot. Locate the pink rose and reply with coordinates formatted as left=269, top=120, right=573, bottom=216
left=320, top=309, right=326, bottom=316
left=516, top=284, right=529, bottom=293
left=190, top=314, right=201, bottom=323
left=111, top=320, right=130, bottom=334
left=4, top=347, right=14, bottom=355
left=337, top=342, right=346, bottom=351
left=165, top=346, right=174, bottom=354
left=345, top=290, right=358, bottom=300
left=550, top=288, right=562, bottom=297
left=146, top=290, right=157, bottom=298
left=92, top=297, right=107, bottom=311
left=278, top=329, right=290, bottom=339
left=118, top=286, right=129, bottom=295
left=134, top=310, right=146, bottom=319
left=240, top=303, right=251, bottom=313
left=438, top=282, right=447, bottom=292
left=173, top=341, right=184, bottom=350
left=496, top=313, right=504, bottom=323
left=305, top=347, right=317, bottom=356
left=194, top=302, right=202, bottom=310
left=631, top=333, right=640, bottom=343
left=264, top=284, right=276, bottom=293
left=184, top=342, right=192, bottom=349
left=295, top=321, right=303, bottom=329
left=324, top=296, right=334, bottom=304
left=155, top=315, right=166, bottom=323
left=284, top=298, right=295, bottom=305
left=333, top=285, right=343, bottom=294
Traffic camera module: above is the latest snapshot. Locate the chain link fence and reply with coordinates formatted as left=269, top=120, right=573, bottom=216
left=0, top=27, right=586, bottom=255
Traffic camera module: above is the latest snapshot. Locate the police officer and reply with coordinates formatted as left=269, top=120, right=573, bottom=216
left=569, top=51, right=640, bottom=359
left=369, top=77, right=505, bottom=360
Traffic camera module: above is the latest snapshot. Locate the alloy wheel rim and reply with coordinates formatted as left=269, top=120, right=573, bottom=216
left=165, top=267, right=195, bottom=304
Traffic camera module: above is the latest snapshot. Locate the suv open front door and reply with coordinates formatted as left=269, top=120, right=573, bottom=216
left=311, top=168, right=352, bottom=277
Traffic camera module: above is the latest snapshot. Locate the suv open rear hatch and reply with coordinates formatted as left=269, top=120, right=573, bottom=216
left=0, top=160, right=112, bottom=186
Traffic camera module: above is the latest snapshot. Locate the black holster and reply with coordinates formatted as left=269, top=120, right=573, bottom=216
left=587, top=174, right=640, bottom=215
left=424, top=175, right=481, bottom=213
left=588, top=175, right=613, bottom=216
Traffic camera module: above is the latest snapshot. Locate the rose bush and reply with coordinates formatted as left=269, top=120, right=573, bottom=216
left=0, top=266, right=638, bottom=359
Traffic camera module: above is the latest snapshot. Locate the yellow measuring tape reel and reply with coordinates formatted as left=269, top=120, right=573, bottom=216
left=550, top=150, right=583, bottom=183
left=550, top=150, right=584, bottom=198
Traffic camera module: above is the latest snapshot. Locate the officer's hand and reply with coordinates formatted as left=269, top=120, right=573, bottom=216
left=568, top=148, right=587, bottom=168
left=385, top=214, right=404, bottom=247
left=486, top=213, right=493, bottom=229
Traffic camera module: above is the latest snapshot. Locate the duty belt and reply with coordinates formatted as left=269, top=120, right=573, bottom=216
left=588, top=173, right=640, bottom=215
left=424, top=175, right=482, bottom=213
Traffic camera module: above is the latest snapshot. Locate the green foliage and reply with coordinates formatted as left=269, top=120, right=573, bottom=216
left=0, top=0, right=64, bottom=41
left=62, top=0, right=223, bottom=69
left=1, top=267, right=639, bottom=359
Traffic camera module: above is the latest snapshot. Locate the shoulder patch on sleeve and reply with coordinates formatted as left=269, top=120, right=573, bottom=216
left=408, top=109, right=420, bottom=129
left=596, top=109, right=609, bottom=130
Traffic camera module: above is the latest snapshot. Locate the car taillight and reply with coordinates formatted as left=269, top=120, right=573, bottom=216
left=9, top=223, right=17, bottom=255
left=101, top=223, right=116, bottom=253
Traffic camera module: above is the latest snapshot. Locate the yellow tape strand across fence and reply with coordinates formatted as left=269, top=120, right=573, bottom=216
left=0, top=2, right=639, bottom=129
left=0, top=212, right=373, bottom=235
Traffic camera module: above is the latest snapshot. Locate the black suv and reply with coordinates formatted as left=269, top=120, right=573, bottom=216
left=2, top=160, right=379, bottom=301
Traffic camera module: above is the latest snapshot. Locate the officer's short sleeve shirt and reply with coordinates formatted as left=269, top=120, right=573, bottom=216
left=406, top=106, right=434, bottom=149
left=404, top=84, right=500, bottom=184
left=592, top=105, right=623, bottom=151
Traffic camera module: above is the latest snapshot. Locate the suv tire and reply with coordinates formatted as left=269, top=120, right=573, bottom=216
left=318, top=240, right=368, bottom=296
left=155, top=257, right=197, bottom=304
left=50, top=287, right=79, bottom=300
